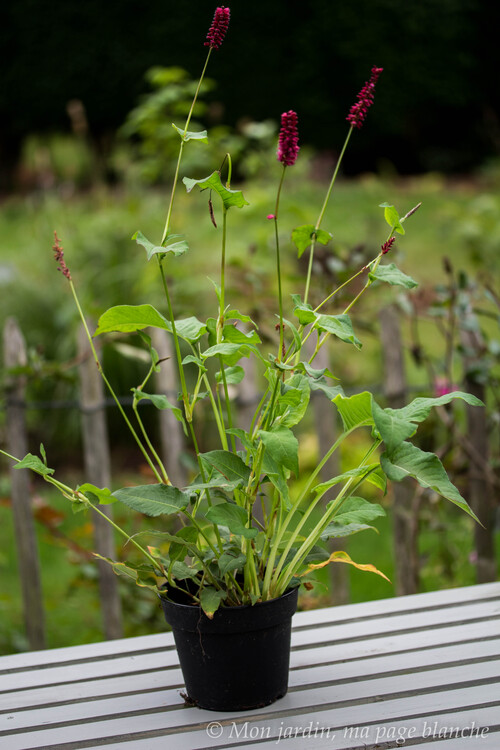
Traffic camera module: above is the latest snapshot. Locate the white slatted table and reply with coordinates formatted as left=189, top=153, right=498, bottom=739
left=0, top=582, right=499, bottom=750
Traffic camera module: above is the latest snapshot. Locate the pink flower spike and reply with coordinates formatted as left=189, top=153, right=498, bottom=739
left=205, top=6, right=230, bottom=50
left=267, top=214, right=276, bottom=220
left=52, top=231, right=71, bottom=281
left=277, top=110, right=299, bottom=167
left=381, top=237, right=395, bottom=255
left=347, top=66, right=383, bottom=129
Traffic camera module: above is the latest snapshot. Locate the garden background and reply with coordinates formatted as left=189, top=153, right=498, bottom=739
left=0, top=0, right=499, bottom=653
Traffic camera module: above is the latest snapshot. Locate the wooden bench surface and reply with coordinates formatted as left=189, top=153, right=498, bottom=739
left=0, top=582, right=499, bottom=749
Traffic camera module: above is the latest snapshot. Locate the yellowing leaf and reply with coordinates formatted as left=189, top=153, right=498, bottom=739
left=301, top=550, right=391, bottom=582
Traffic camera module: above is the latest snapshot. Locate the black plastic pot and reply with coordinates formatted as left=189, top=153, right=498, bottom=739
left=160, top=586, right=299, bottom=711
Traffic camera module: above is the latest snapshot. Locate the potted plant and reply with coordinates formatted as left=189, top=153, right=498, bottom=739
left=1, top=6, right=482, bottom=712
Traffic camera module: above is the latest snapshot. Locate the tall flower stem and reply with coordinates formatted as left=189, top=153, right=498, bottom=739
left=70, top=281, right=165, bottom=484
left=160, top=49, right=212, bottom=246
left=271, top=165, right=287, bottom=359
left=303, top=126, right=353, bottom=305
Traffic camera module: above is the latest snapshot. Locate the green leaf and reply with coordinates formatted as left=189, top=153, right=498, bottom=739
left=218, top=552, right=247, bottom=576
left=380, top=203, right=405, bottom=235
left=172, top=123, right=208, bottom=143
left=174, top=317, right=207, bottom=343
left=14, top=453, right=54, bottom=476
left=225, top=309, right=257, bottom=326
left=380, top=442, right=480, bottom=521
left=95, top=304, right=170, bottom=335
left=221, top=323, right=261, bottom=346
left=183, top=171, right=249, bottom=211
left=320, top=522, right=377, bottom=540
left=373, top=391, right=484, bottom=455
left=369, top=263, right=418, bottom=289
left=291, top=224, right=332, bottom=258
left=78, top=483, right=116, bottom=505
left=333, top=392, right=375, bottom=432
left=112, top=484, right=189, bottom=516
left=132, top=230, right=188, bottom=261
left=200, top=587, right=227, bottom=618
left=259, top=426, right=299, bottom=476
left=205, top=502, right=257, bottom=539
left=200, top=450, right=251, bottom=487
left=215, top=365, right=245, bottom=385
left=329, top=496, right=386, bottom=525
left=94, top=556, right=160, bottom=592
left=315, top=314, right=362, bottom=349
left=278, top=373, right=310, bottom=428
left=291, top=295, right=316, bottom=325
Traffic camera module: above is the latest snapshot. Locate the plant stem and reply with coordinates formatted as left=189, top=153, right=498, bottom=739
left=70, top=282, right=164, bottom=483
left=271, top=165, right=287, bottom=360
left=303, top=127, right=354, bottom=305
left=160, top=48, right=212, bottom=245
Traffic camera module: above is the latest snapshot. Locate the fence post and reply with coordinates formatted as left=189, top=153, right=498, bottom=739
left=379, top=306, right=419, bottom=595
left=150, top=329, right=186, bottom=488
left=461, top=329, right=497, bottom=582
left=77, top=326, right=123, bottom=639
left=3, top=317, right=46, bottom=649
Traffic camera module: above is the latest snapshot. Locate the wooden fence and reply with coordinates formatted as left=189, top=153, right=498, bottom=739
left=1, top=310, right=497, bottom=650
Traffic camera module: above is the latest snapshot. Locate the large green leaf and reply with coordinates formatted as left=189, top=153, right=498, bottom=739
left=112, top=484, right=189, bottom=516
left=333, top=392, right=375, bottom=433
left=368, top=263, right=417, bottom=288
left=183, top=171, right=249, bottom=210
left=174, top=317, right=207, bottom=343
left=259, top=427, right=299, bottom=476
left=95, top=305, right=170, bottom=335
left=380, top=442, right=479, bottom=521
left=205, top=502, right=257, bottom=539
left=215, top=365, right=245, bottom=385
left=200, top=450, right=251, bottom=488
left=315, top=314, right=362, bottom=349
left=320, top=522, right=377, bottom=540
left=386, top=391, right=483, bottom=425
left=218, top=552, right=247, bottom=576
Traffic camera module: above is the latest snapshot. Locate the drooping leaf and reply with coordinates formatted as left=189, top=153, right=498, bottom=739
left=278, top=373, right=310, bottom=428
left=112, top=484, right=189, bottom=516
left=259, top=427, right=299, bottom=476
left=78, top=483, right=116, bottom=505
left=302, top=550, right=390, bottom=582
left=368, top=263, right=417, bottom=289
left=315, top=314, right=362, bottom=349
left=95, top=304, right=170, bottom=335
left=206, top=502, right=257, bottom=539
left=94, top=556, right=160, bottom=592
left=313, top=465, right=381, bottom=496
left=385, top=391, right=484, bottom=426
left=200, top=587, right=227, bottom=618
left=183, top=171, right=249, bottom=211
left=380, top=442, right=480, bottom=521
left=172, top=123, right=208, bottom=143
left=173, top=317, right=207, bottom=343
left=14, top=453, right=54, bottom=476
left=221, top=323, right=261, bottom=346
